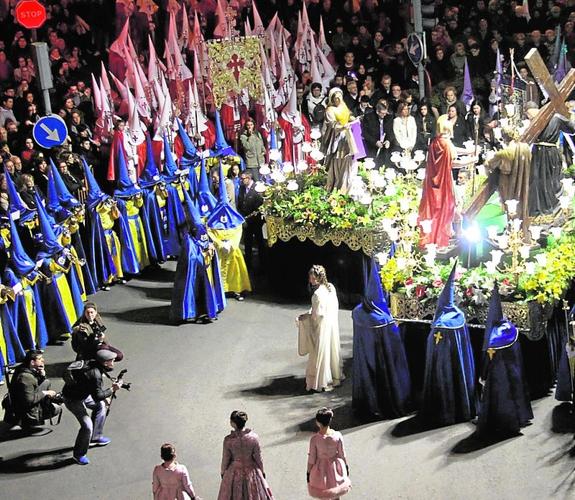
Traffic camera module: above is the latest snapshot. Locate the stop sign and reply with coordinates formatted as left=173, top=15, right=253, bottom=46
left=15, top=0, right=46, bottom=30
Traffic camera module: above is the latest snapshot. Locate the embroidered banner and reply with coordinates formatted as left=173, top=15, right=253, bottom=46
left=207, top=36, right=263, bottom=108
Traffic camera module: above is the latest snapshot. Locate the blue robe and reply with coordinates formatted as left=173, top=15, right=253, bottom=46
left=85, top=209, right=117, bottom=287
left=72, top=230, right=97, bottom=295
left=170, top=229, right=225, bottom=322
left=115, top=199, right=141, bottom=275
left=0, top=298, right=24, bottom=366
left=164, top=183, right=186, bottom=257
left=420, top=325, right=476, bottom=426
left=477, top=340, right=533, bottom=436
left=141, top=188, right=166, bottom=263
left=4, top=268, right=48, bottom=350
left=352, top=300, right=412, bottom=418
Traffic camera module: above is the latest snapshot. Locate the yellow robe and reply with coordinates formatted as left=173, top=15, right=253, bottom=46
left=126, top=198, right=150, bottom=269
left=207, top=226, right=251, bottom=294
left=98, top=203, right=123, bottom=281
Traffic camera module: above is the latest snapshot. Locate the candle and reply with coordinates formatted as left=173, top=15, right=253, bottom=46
left=286, top=180, right=299, bottom=191
left=534, top=254, right=547, bottom=267
left=519, top=245, right=530, bottom=259
left=511, top=218, right=522, bottom=232
left=254, top=182, right=267, bottom=193
left=296, top=160, right=308, bottom=172
left=387, top=227, right=400, bottom=241
left=420, top=219, right=433, bottom=234
left=490, top=249, right=504, bottom=266
left=486, top=225, right=499, bottom=240
left=505, top=199, right=519, bottom=216
left=497, top=234, right=509, bottom=250
left=363, top=157, right=376, bottom=170
left=524, top=262, right=536, bottom=274
left=485, top=261, right=498, bottom=274
left=550, top=227, right=562, bottom=240
left=559, top=195, right=571, bottom=210
left=375, top=252, right=388, bottom=265
left=396, top=257, right=407, bottom=270
left=407, top=212, right=419, bottom=227
left=259, top=164, right=271, bottom=175
left=360, top=193, right=372, bottom=205
left=529, top=225, right=542, bottom=241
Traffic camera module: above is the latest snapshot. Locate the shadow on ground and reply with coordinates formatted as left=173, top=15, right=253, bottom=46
left=110, top=305, right=174, bottom=326
left=0, top=446, right=75, bottom=473
left=450, top=430, right=522, bottom=454
left=126, top=284, right=173, bottom=301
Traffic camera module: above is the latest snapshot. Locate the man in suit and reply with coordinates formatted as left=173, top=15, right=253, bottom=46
left=237, top=171, right=265, bottom=272
left=362, top=102, right=393, bottom=168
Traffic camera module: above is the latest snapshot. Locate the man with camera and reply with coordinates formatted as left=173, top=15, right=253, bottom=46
left=62, top=349, right=123, bottom=465
left=10, top=350, right=62, bottom=433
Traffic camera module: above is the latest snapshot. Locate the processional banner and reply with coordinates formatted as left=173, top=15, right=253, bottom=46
left=207, top=37, right=263, bottom=108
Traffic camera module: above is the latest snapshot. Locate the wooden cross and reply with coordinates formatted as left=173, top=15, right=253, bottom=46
left=434, top=331, right=443, bottom=345
left=464, top=48, right=575, bottom=221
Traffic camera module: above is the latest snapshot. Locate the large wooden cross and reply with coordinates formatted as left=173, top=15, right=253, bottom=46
left=464, top=48, right=575, bottom=221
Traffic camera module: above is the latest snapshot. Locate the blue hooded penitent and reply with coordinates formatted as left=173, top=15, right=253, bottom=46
left=177, top=118, right=200, bottom=171
left=5, top=217, right=48, bottom=350
left=419, top=261, right=476, bottom=427
left=47, top=161, right=72, bottom=222
left=162, top=133, right=179, bottom=183
left=197, top=157, right=218, bottom=217
left=51, top=160, right=80, bottom=209
left=476, top=285, right=532, bottom=436
left=139, top=133, right=162, bottom=188
left=206, top=160, right=245, bottom=229
left=34, top=191, right=63, bottom=258
left=8, top=216, right=36, bottom=277
left=114, top=142, right=142, bottom=198
left=170, top=188, right=226, bottom=323
left=83, top=157, right=109, bottom=210
left=352, top=257, right=412, bottom=418
left=212, top=109, right=234, bottom=157
left=50, top=159, right=81, bottom=209
left=5, top=170, right=35, bottom=223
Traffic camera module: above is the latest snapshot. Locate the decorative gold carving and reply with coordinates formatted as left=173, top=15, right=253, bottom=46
left=265, top=216, right=387, bottom=256
left=389, top=292, right=553, bottom=340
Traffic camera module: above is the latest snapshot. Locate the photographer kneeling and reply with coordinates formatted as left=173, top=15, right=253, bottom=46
left=62, top=349, right=122, bottom=466
left=11, top=350, right=62, bottom=433
left=71, top=303, right=124, bottom=362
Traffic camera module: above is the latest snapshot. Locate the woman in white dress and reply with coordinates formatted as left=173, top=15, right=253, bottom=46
left=297, top=265, right=342, bottom=392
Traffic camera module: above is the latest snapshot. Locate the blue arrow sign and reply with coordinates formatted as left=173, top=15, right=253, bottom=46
left=32, top=114, right=68, bottom=149
left=407, top=33, right=424, bottom=66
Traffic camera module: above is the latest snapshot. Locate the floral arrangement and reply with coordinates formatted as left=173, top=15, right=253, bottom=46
left=260, top=162, right=421, bottom=231
left=380, top=257, right=524, bottom=307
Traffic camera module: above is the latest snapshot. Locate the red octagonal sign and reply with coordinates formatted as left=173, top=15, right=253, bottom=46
left=16, top=0, right=46, bottom=30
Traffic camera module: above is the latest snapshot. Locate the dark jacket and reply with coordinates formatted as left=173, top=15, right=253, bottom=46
left=361, top=112, right=394, bottom=157
left=62, top=361, right=113, bottom=402
left=11, top=366, right=48, bottom=424
left=237, top=183, right=263, bottom=223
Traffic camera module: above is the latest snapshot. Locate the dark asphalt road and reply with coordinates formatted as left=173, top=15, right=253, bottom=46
left=0, top=263, right=573, bottom=500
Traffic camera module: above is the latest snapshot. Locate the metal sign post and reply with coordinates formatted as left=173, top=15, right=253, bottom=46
left=31, top=42, right=53, bottom=115
left=412, top=0, right=427, bottom=99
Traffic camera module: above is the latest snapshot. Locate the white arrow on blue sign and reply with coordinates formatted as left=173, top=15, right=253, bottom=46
left=407, top=33, right=424, bottom=67
left=32, top=114, right=68, bottom=149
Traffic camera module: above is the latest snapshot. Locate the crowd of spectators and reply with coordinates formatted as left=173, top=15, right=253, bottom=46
left=0, top=0, right=572, bottom=209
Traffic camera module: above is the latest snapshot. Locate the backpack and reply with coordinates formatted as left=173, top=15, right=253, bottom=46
left=63, top=360, right=90, bottom=386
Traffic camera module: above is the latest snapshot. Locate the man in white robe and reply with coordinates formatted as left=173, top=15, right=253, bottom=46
left=297, top=265, right=342, bottom=392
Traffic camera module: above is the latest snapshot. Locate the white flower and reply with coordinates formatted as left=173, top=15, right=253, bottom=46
left=286, top=180, right=298, bottom=191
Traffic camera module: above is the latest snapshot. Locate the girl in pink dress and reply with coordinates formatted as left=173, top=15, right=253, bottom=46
left=218, top=410, right=274, bottom=500
left=307, top=408, right=352, bottom=499
left=152, top=443, right=201, bottom=500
